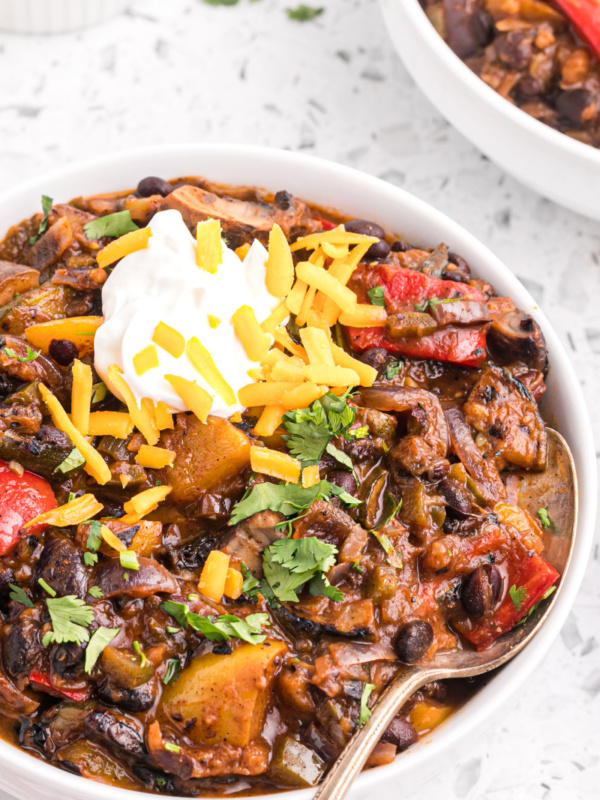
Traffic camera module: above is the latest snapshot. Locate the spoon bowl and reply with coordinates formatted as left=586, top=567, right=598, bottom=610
left=314, top=428, right=577, bottom=800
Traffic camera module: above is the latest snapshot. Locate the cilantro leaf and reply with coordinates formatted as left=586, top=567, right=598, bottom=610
left=89, top=585, right=103, bottom=598
left=367, top=286, right=385, bottom=307
left=508, top=584, right=527, bottom=613
left=282, top=390, right=356, bottom=466
left=516, top=586, right=556, bottom=625
left=241, top=562, right=260, bottom=600
left=359, top=683, right=376, bottom=724
left=262, top=536, right=339, bottom=602
left=86, top=520, right=102, bottom=552
left=286, top=4, right=323, bottom=20
left=42, top=595, right=95, bottom=646
left=160, top=601, right=270, bottom=645
left=84, top=210, right=139, bottom=240
left=84, top=552, right=98, bottom=567
left=385, top=359, right=403, bottom=380
left=349, top=426, right=368, bottom=440
left=537, top=507, right=552, bottom=529
left=84, top=626, right=120, bottom=673
left=3, top=346, right=40, bottom=363
left=163, top=658, right=181, bottom=685
left=309, top=572, right=344, bottom=602
left=229, top=479, right=360, bottom=526
left=8, top=583, right=33, bottom=608
left=54, top=447, right=85, bottom=474
left=325, top=442, right=354, bottom=473
left=29, top=194, right=53, bottom=245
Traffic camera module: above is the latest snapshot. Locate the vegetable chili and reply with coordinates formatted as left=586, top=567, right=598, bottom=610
left=0, top=174, right=559, bottom=794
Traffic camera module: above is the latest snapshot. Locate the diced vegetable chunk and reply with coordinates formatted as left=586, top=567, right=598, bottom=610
left=269, top=736, right=326, bottom=788
left=198, top=550, right=230, bottom=601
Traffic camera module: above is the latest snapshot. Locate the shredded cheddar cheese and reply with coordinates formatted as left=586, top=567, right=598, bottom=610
left=23, top=493, right=103, bottom=530
left=96, top=227, right=152, bottom=269
left=152, top=321, right=186, bottom=359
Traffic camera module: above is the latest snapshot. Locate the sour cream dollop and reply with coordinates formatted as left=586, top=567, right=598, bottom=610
left=94, top=209, right=281, bottom=418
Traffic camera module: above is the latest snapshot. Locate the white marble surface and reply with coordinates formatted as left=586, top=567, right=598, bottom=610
left=0, top=1, right=599, bottom=798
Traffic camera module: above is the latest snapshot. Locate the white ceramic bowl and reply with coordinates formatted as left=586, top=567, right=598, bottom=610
left=379, top=0, right=600, bottom=221
left=0, top=0, right=129, bottom=35
left=0, top=144, right=595, bottom=800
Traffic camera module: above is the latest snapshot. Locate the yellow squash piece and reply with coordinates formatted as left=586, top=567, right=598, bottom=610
left=253, top=404, right=285, bottom=436
left=302, top=465, right=320, bottom=488
left=250, top=445, right=301, bottom=483
left=38, top=384, right=111, bottom=485
left=160, top=640, right=287, bottom=747
left=186, top=337, right=236, bottom=406
left=135, top=444, right=176, bottom=469
left=260, top=300, right=288, bottom=334
left=133, top=344, right=159, bottom=376
left=121, top=485, right=172, bottom=524
left=152, top=321, right=185, bottom=358
left=198, top=550, right=230, bottom=602
left=303, top=364, right=360, bottom=387
left=330, top=342, right=377, bottom=387
left=338, top=304, right=387, bottom=327
left=223, top=567, right=243, bottom=600
left=164, top=374, right=213, bottom=423
left=409, top=701, right=452, bottom=734
left=296, top=261, right=357, bottom=314
left=196, top=219, right=222, bottom=273
left=280, top=382, right=327, bottom=411
left=291, top=227, right=378, bottom=252
left=87, top=411, right=135, bottom=439
left=24, top=316, right=103, bottom=356
left=155, top=401, right=174, bottom=430
left=299, top=327, right=334, bottom=366
left=71, top=359, right=93, bottom=436
left=23, top=493, right=103, bottom=530
left=96, top=227, right=152, bottom=269
left=238, top=381, right=302, bottom=408
left=232, top=306, right=270, bottom=362
left=266, top=223, right=294, bottom=298
left=106, top=365, right=159, bottom=445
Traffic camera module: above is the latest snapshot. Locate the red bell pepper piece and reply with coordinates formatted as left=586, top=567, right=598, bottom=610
left=29, top=670, right=91, bottom=703
left=553, top=0, right=600, bottom=60
left=346, top=263, right=488, bottom=367
left=0, top=460, right=57, bottom=556
left=316, top=216, right=338, bottom=231
left=460, top=553, right=559, bottom=650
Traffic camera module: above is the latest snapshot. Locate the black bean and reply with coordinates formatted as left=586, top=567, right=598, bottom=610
left=391, top=240, right=412, bottom=252
left=395, top=620, right=434, bottom=664
left=52, top=643, right=85, bottom=681
left=359, top=347, right=393, bottom=375
left=461, top=564, right=502, bottom=619
left=366, top=239, right=391, bottom=261
left=381, top=717, right=418, bottom=751
left=49, top=339, right=78, bottom=366
left=439, top=478, right=472, bottom=518
left=274, top=190, right=293, bottom=210
left=85, top=710, right=145, bottom=757
left=555, top=89, right=595, bottom=128
left=344, top=219, right=386, bottom=239
left=136, top=176, right=173, bottom=198
left=495, top=30, right=533, bottom=71
left=445, top=252, right=471, bottom=282
left=327, top=470, right=357, bottom=496
left=423, top=680, right=448, bottom=703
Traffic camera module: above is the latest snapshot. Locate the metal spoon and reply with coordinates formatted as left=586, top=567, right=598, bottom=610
left=313, top=429, right=577, bottom=800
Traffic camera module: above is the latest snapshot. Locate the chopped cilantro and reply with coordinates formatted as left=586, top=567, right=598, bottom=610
left=163, top=658, right=181, bottom=685
left=84, top=552, right=98, bottom=567
left=161, top=601, right=270, bottom=645
left=230, top=479, right=360, bottom=527
left=370, top=529, right=403, bottom=569
left=29, top=194, right=53, bottom=245
left=282, top=390, right=356, bottom=466
left=3, top=345, right=40, bottom=363
left=262, top=536, right=341, bottom=603
left=352, top=561, right=364, bottom=574
left=86, top=520, right=102, bottom=552
left=133, top=640, right=149, bottom=667
left=84, top=626, right=120, bottom=673
left=54, top=447, right=85, bottom=474
left=537, top=507, right=553, bottom=529
left=508, top=584, right=527, bottom=613
left=348, top=425, right=369, bottom=440
left=516, top=586, right=556, bottom=625
left=414, top=296, right=461, bottom=313
left=359, top=683, right=376, bottom=724
left=166, top=626, right=180, bottom=634
left=89, top=585, right=103, bottom=599
left=38, top=578, right=56, bottom=597
left=187, top=593, right=199, bottom=602
left=84, top=210, right=138, bottom=240
left=120, top=551, right=139, bottom=571
left=241, top=562, right=260, bottom=600
left=385, top=359, right=403, bottom=380
left=325, top=441, right=354, bottom=473
left=367, top=285, right=385, bottom=307
left=8, top=583, right=33, bottom=608
left=42, top=595, right=95, bottom=646
left=164, top=743, right=181, bottom=753
left=286, top=4, right=323, bottom=20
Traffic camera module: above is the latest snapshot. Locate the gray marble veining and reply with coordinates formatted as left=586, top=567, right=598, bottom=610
left=0, top=1, right=598, bottom=798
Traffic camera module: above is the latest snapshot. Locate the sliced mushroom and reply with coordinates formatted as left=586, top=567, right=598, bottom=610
left=95, top=557, right=179, bottom=599
left=488, top=308, right=548, bottom=373
left=0, top=260, right=39, bottom=307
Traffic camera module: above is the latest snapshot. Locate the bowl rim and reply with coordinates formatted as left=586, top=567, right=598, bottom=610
left=385, top=0, right=600, bottom=169
left=0, top=142, right=595, bottom=800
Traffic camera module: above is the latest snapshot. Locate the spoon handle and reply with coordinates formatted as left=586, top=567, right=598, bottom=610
left=313, top=665, right=436, bottom=800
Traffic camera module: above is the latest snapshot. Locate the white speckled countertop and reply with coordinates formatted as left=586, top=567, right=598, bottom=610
left=0, top=1, right=598, bottom=798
